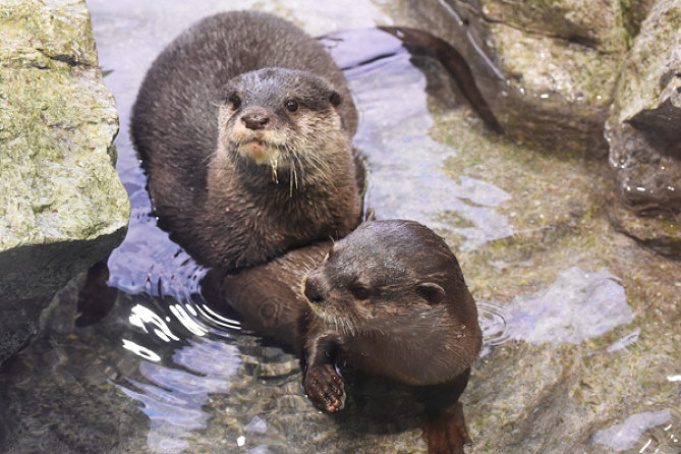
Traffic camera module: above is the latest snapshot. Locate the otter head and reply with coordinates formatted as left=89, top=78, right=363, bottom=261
left=302, top=219, right=468, bottom=336
left=216, top=68, right=348, bottom=183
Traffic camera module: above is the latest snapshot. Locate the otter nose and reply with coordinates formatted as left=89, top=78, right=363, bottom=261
left=303, top=275, right=325, bottom=304
left=241, top=112, right=270, bottom=130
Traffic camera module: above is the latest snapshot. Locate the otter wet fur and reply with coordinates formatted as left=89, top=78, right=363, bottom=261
left=132, top=11, right=364, bottom=270
left=217, top=215, right=482, bottom=454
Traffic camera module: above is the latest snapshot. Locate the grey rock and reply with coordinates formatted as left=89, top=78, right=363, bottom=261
left=389, top=0, right=654, bottom=156
left=0, top=0, right=129, bottom=364
left=605, top=0, right=681, bottom=216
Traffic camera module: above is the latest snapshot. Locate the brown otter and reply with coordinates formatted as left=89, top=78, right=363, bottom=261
left=131, top=11, right=364, bottom=270
left=215, top=214, right=481, bottom=453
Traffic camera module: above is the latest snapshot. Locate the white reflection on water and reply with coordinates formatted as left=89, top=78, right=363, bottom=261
left=122, top=339, right=162, bottom=362
left=503, top=267, right=632, bottom=345
left=476, top=267, right=632, bottom=351
left=117, top=338, right=241, bottom=454
left=169, top=304, right=209, bottom=337
left=593, top=409, right=672, bottom=451
left=129, top=304, right=181, bottom=342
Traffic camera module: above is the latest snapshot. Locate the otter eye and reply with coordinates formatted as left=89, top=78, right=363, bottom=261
left=228, top=94, right=241, bottom=109
left=285, top=100, right=298, bottom=112
left=329, top=91, right=342, bottom=107
left=350, top=285, right=370, bottom=300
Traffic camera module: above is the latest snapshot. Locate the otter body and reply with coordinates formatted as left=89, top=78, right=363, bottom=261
left=132, top=11, right=364, bottom=270
left=217, top=217, right=481, bottom=453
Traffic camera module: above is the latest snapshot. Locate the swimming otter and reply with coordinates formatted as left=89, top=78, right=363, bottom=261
left=132, top=11, right=364, bottom=270
left=215, top=215, right=481, bottom=453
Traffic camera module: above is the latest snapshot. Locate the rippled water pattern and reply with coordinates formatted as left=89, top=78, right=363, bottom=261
left=476, top=300, right=511, bottom=357
left=117, top=339, right=241, bottom=453
left=331, top=28, right=514, bottom=250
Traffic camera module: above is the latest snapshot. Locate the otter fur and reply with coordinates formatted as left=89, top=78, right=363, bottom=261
left=132, top=11, right=364, bottom=270
left=216, top=215, right=481, bottom=453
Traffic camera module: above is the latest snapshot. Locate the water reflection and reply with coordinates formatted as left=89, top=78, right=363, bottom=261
left=593, top=409, right=673, bottom=451
left=475, top=266, right=632, bottom=354
left=324, top=28, right=514, bottom=249
left=117, top=339, right=240, bottom=454
left=503, top=267, right=631, bottom=345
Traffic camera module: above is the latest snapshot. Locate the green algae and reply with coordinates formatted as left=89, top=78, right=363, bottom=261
left=0, top=0, right=129, bottom=363
left=0, top=0, right=128, bottom=270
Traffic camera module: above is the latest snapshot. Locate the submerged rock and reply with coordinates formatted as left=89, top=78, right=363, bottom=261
left=0, top=0, right=129, bottom=363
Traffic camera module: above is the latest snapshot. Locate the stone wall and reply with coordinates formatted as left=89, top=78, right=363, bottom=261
left=0, top=0, right=129, bottom=363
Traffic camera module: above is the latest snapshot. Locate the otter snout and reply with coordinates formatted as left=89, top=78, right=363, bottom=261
left=303, top=273, right=326, bottom=304
left=241, top=109, right=270, bottom=130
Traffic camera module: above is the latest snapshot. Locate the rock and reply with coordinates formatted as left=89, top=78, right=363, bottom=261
left=608, top=205, right=681, bottom=259
left=605, top=0, right=681, bottom=217
left=389, top=0, right=654, bottom=155
left=0, top=0, right=129, bottom=364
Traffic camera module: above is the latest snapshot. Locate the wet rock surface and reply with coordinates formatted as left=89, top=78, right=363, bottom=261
left=0, top=0, right=129, bottom=363
left=386, top=0, right=645, bottom=157
left=1, top=1, right=681, bottom=454
left=605, top=0, right=681, bottom=237
left=386, top=0, right=680, bottom=256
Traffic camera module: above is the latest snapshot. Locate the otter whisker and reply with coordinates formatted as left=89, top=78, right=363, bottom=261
left=271, top=158, right=279, bottom=183
left=202, top=149, right=218, bottom=165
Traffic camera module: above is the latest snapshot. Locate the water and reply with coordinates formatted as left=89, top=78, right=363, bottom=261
left=2, top=1, right=681, bottom=453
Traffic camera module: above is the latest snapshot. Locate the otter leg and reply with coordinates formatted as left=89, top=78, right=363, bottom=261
left=303, top=335, right=346, bottom=412
left=418, top=368, right=473, bottom=454
left=423, top=401, right=472, bottom=454
left=76, top=258, right=118, bottom=327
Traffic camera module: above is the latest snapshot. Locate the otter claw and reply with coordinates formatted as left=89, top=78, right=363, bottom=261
left=304, top=363, right=346, bottom=412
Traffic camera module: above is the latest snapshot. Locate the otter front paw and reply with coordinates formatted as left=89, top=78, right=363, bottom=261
left=423, top=402, right=472, bottom=454
left=303, top=363, right=346, bottom=413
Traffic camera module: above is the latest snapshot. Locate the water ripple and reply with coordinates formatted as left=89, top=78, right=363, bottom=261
left=477, top=299, right=511, bottom=356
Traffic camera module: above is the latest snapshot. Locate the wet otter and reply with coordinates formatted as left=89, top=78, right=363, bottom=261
left=216, top=215, right=481, bottom=453
left=132, top=11, right=364, bottom=270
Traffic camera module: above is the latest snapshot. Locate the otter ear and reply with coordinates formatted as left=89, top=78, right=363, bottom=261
left=329, top=91, right=342, bottom=107
left=416, top=283, right=445, bottom=305
left=364, top=207, right=376, bottom=222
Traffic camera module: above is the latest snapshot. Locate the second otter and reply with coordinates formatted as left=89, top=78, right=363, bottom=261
left=216, top=217, right=482, bottom=453
left=132, top=11, right=364, bottom=270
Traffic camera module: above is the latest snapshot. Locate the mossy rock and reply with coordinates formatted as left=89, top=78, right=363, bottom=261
left=0, top=0, right=129, bottom=362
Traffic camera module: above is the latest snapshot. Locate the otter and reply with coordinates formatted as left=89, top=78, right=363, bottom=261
left=131, top=11, right=364, bottom=270
left=215, top=214, right=481, bottom=453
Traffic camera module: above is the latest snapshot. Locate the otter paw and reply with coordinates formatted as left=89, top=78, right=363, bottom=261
left=303, top=363, right=346, bottom=413
left=423, top=403, right=472, bottom=454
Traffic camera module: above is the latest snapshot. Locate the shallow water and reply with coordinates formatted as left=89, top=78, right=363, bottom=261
left=2, top=1, right=681, bottom=453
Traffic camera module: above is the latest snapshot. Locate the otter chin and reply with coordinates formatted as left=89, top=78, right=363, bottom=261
left=234, top=139, right=276, bottom=166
